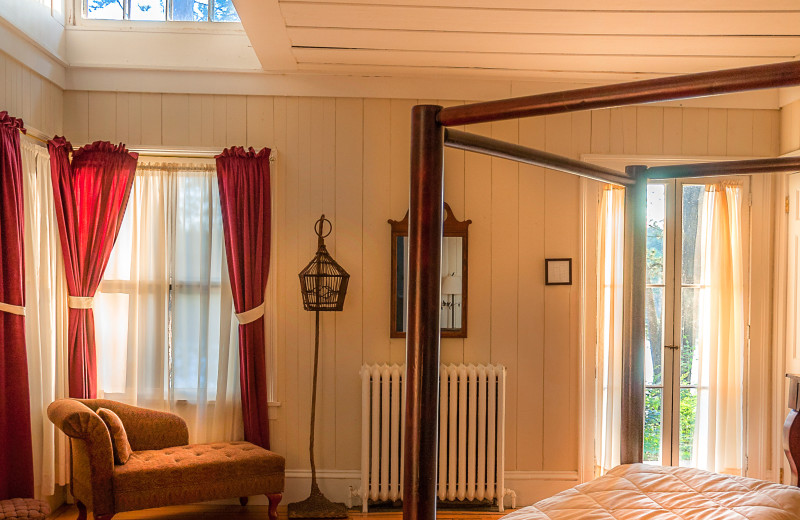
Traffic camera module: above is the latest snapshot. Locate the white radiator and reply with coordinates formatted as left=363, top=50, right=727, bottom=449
left=353, top=364, right=514, bottom=512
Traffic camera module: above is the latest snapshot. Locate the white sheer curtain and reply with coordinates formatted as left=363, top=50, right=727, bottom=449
left=695, top=183, right=744, bottom=475
left=21, top=138, right=70, bottom=498
left=94, top=162, right=242, bottom=443
left=596, top=185, right=625, bottom=476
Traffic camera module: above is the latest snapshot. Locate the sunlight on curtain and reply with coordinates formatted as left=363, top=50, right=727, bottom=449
left=21, top=139, right=69, bottom=498
left=596, top=185, right=625, bottom=476
left=94, top=162, right=242, bottom=443
left=695, top=183, right=744, bottom=475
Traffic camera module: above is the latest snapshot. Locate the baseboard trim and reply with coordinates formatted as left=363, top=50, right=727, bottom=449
left=286, top=469, right=361, bottom=480
left=505, top=471, right=579, bottom=481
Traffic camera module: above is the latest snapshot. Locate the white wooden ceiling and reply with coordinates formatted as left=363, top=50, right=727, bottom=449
left=235, top=0, right=800, bottom=82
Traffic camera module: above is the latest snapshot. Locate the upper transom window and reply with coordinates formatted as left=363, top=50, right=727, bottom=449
left=84, top=0, right=239, bottom=22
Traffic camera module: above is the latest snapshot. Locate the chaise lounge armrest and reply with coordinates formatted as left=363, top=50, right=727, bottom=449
left=47, top=399, right=116, bottom=516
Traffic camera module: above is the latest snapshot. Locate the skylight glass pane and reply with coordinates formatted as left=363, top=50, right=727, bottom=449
left=213, top=0, right=239, bottom=22
left=86, top=0, right=124, bottom=20
left=130, top=0, right=166, bottom=20
left=173, top=0, right=207, bottom=21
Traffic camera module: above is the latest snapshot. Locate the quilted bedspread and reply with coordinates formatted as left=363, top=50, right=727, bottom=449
left=503, top=464, right=800, bottom=519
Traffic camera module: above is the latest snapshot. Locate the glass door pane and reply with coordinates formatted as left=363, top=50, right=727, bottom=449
left=645, top=183, right=668, bottom=464
left=677, top=184, right=707, bottom=467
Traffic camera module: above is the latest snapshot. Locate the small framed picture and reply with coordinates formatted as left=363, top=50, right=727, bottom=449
left=545, top=258, right=572, bottom=285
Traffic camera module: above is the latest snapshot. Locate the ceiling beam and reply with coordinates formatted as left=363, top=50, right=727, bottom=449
left=233, top=0, right=297, bottom=72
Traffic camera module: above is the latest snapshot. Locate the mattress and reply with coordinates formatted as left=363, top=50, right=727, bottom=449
left=502, top=464, right=800, bottom=520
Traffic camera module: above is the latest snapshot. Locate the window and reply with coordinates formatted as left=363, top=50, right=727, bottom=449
left=644, top=178, right=748, bottom=471
left=84, top=0, right=239, bottom=22
left=94, top=161, right=243, bottom=441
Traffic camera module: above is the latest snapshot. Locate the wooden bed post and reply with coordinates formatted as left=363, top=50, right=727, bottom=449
left=621, top=165, right=647, bottom=464
left=403, top=104, right=444, bottom=520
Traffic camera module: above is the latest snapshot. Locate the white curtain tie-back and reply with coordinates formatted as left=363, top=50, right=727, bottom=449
left=0, top=301, right=26, bottom=316
left=68, top=296, right=94, bottom=309
left=236, top=301, right=265, bottom=325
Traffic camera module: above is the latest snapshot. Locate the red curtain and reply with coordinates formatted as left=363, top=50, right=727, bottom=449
left=216, top=146, right=271, bottom=449
left=49, top=137, right=138, bottom=399
left=0, top=111, right=34, bottom=499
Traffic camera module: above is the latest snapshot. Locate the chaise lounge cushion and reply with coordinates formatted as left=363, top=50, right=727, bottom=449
left=112, top=441, right=285, bottom=512
left=96, top=408, right=133, bottom=465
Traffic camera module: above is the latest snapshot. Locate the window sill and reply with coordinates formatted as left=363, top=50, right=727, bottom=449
left=68, top=19, right=244, bottom=35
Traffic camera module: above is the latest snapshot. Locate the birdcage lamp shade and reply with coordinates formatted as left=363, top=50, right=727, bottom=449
left=299, top=245, right=350, bottom=311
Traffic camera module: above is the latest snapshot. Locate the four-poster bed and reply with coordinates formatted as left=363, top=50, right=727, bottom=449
left=402, top=60, right=800, bottom=520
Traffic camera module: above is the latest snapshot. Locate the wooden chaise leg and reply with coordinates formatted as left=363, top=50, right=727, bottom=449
left=240, top=497, right=249, bottom=506
left=75, top=501, right=87, bottom=520
left=267, top=493, right=282, bottom=520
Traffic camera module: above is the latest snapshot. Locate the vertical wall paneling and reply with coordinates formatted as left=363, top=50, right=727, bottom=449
left=320, top=97, right=339, bottom=469
left=63, top=91, right=89, bottom=144
left=30, top=74, right=43, bottom=133
left=0, top=49, right=65, bottom=137
left=636, top=108, right=663, bottom=156
left=362, top=99, right=392, bottom=366
left=663, top=107, right=683, bottom=156
left=161, top=94, right=190, bottom=147
left=462, top=121, right=493, bottom=366
left=246, top=96, right=274, bottom=150
left=516, top=115, right=546, bottom=471
left=543, top=113, right=579, bottom=471
left=681, top=108, right=709, bottom=156
left=727, top=109, right=755, bottom=157
left=0, top=53, right=7, bottom=110
left=211, top=95, right=227, bottom=147
left=489, top=119, right=519, bottom=471
left=296, top=96, right=315, bottom=471
left=305, top=97, right=336, bottom=470
left=88, top=92, right=116, bottom=143
left=590, top=109, right=611, bottom=155
left=334, top=98, right=364, bottom=471
left=271, top=96, right=289, bottom=458
left=707, top=109, right=728, bottom=156
left=140, top=93, right=162, bottom=146
left=226, top=96, right=247, bottom=146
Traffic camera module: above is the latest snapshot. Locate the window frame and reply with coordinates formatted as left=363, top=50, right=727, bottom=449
left=79, top=0, right=241, bottom=24
left=96, top=155, right=279, bottom=407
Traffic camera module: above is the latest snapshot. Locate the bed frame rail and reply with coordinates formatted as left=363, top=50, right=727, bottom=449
left=404, top=60, right=800, bottom=520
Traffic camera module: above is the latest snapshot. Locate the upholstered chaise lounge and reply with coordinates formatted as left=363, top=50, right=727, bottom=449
left=48, top=399, right=284, bottom=520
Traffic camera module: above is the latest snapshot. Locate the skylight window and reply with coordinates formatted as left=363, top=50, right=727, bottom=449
left=85, top=0, right=239, bottom=22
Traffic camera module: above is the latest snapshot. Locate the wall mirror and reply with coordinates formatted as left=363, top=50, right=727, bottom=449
left=389, top=203, right=471, bottom=338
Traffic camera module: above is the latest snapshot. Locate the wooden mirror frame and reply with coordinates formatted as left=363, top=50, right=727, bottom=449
left=389, top=203, right=471, bottom=338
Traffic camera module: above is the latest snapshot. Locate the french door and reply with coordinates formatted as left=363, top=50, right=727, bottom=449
left=643, top=177, right=748, bottom=467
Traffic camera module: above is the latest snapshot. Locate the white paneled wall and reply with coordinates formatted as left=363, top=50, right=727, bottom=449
left=0, top=49, right=63, bottom=136
left=782, top=99, right=800, bottom=155
left=61, top=91, right=779, bottom=503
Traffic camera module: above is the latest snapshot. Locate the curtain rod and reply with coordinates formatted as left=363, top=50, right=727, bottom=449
left=19, top=129, right=277, bottom=162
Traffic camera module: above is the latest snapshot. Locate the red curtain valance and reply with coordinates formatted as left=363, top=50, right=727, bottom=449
left=0, top=111, right=34, bottom=499
left=216, top=146, right=272, bottom=449
left=49, top=136, right=138, bottom=399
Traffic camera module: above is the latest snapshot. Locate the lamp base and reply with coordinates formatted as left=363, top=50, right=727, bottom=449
left=288, top=488, right=348, bottom=519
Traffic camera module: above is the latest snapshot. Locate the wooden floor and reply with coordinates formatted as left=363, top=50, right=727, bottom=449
left=51, top=505, right=509, bottom=520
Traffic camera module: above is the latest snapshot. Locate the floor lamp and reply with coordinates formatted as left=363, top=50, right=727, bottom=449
left=291, top=215, right=350, bottom=519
